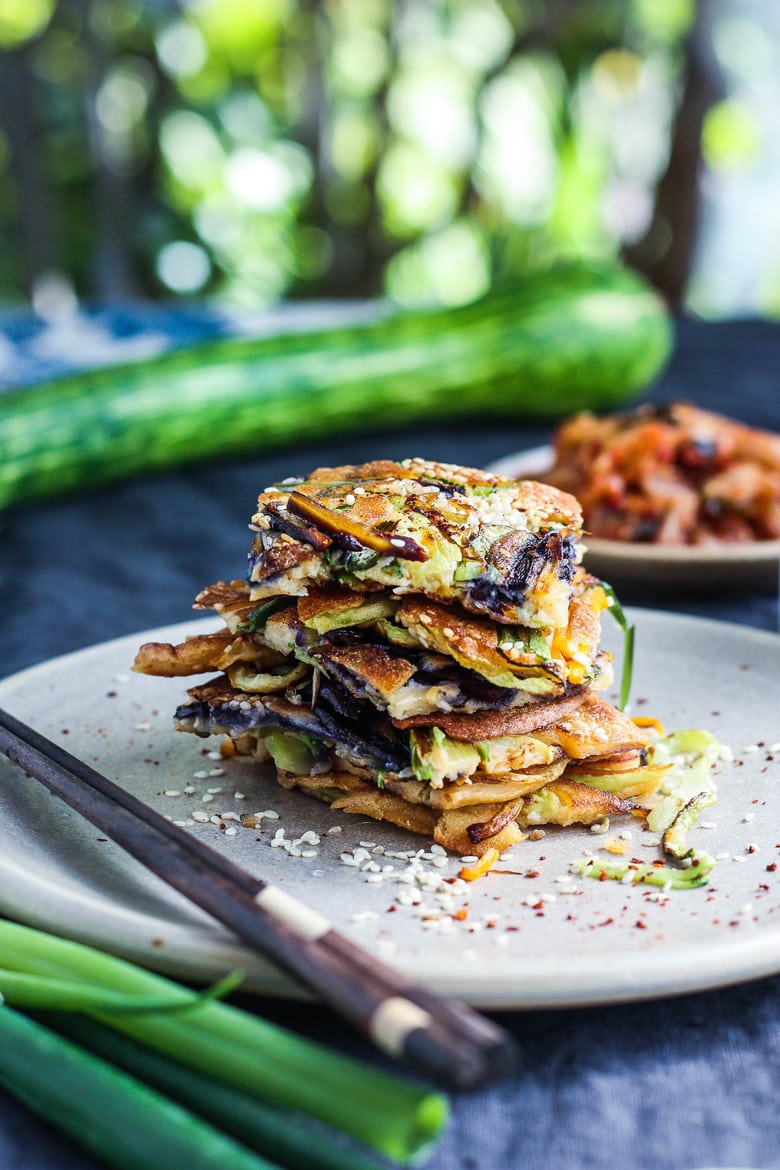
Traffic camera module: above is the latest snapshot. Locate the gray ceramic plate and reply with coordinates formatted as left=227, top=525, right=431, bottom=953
left=487, top=446, right=780, bottom=591
left=0, top=610, right=779, bottom=1009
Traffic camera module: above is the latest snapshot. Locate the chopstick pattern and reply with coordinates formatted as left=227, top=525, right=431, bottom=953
left=0, top=706, right=517, bottom=1088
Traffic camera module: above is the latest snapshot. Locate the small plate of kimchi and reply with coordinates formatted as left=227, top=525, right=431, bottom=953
left=488, top=404, right=780, bottom=591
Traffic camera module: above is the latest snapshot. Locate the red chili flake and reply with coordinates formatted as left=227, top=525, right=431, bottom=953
left=599, top=872, right=608, bottom=882
left=452, top=908, right=469, bottom=921
left=486, top=920, right=497, bottom=929
left=61, top=728, right=70, bottom=735
left=758, top=884, right=770, bottom=892
left=747, top=844, right=758, bottom=854
left=635, top=920, right=647, bottom=930
left=386, top=905, right=397, bottom=913
left=535, top=911, right=545, bottom=918
left=532, top=900, right=544, bottom=910
left=766, top=863, right=777, bottom=872
left=525, top=869, right=541, bottom=879
left=505, top=925, right=519, bottom=932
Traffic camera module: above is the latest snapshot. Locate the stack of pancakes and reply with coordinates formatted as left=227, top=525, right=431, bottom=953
left=135, top=459, right=662, bottom=855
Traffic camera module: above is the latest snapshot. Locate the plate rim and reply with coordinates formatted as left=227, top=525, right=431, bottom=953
left=1, top=611, right=779, bottom=1010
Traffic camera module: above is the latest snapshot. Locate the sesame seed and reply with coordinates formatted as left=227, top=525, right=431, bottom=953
left=163, top=789, right=181, bottom=797
left=390, top=538, right=405, bottom=548
left=225, top=826, right=237, bottom=836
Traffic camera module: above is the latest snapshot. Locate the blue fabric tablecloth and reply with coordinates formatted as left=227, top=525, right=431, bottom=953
left=1, top=304, right=779, bottom=1170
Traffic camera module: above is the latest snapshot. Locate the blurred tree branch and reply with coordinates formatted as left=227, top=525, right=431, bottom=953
left=623, top=0, right=721, bottom=307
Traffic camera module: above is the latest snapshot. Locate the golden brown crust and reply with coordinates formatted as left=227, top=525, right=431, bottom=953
left=536, top=694, right=652, bottom=760
left=518, top=778, right=636, bottom=827
left=392, top=692, right=588, bottom=738
left=193, top=581, right=251, bottom=612
left=313, top=642, right=417, bottom=700
left=133, top=632, right=235, bottom=677
left=296, top=587, right=375, bottom=623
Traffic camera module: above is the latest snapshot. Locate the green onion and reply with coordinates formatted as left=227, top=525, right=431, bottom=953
left=572, top=851, right=715, bottom=889
left=0, top=967, right=243, bottom=1014
left=0, top=919, right=448, bottom=1164
left=42, top=1012, right=387, bottom=1170
left=0, top=1004, right=281, bottom=1170
left=599, top=582, right=634, bottom=710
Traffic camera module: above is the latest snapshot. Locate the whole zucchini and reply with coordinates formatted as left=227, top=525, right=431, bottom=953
left=0, top=262, right=671, bottom=511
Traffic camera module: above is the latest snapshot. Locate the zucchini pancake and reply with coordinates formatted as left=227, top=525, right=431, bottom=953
left=134, top=459, right=662, bottom=855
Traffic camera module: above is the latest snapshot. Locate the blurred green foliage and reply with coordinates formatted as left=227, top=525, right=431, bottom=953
left=0, top=0, right=725, bottom=308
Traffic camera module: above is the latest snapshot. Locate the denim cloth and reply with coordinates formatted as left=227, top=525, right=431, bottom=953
left=0, top=305, right=778, bottom=1170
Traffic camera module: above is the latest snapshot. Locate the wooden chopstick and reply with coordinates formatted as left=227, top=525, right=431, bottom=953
left=0, top=706, right=517, bottom=1088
